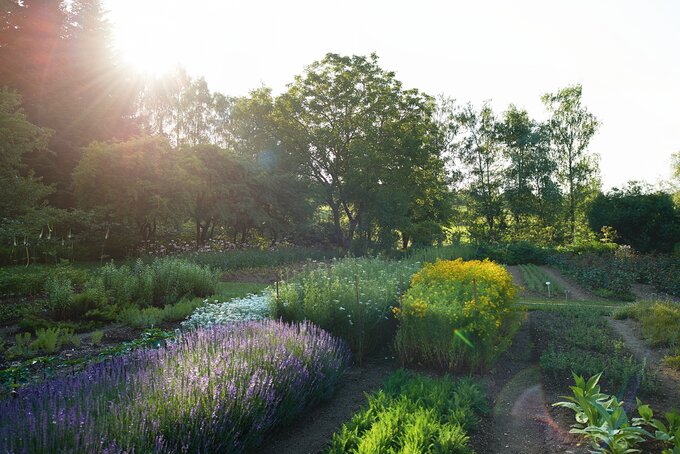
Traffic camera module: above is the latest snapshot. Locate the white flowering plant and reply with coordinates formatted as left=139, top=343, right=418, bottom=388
left=181, top=293, right=272, bottom=330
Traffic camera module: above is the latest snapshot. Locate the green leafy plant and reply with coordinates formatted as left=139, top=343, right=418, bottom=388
left=556, top=373, right=679, bottom=454
left=90, top=330, right=104, bottom=346
left=30, top=328, right=63, bottom=354
left=274, top=257, right=419, bottom=363
left=326, top=370, right=486, bottom=453
left=46, top=276, right=75, bottom=320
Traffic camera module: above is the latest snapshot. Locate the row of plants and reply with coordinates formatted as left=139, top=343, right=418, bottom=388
left=532, top=306, right=656, bottom=395
left=395, top=259, right=522, bottom=372
left=519, top=263, right=565, bottom=298
left=556, top=373, right=679, bottom=454
left=185, top=246, right=341, bottom=271
left=614, top=300, right=680, bottom=370
left=12, top=258, right=217, bottom=331
left=0, top=320, right=350, bottom=453
left=0, top=329, right=173, bottom=395
left=326, top=370, right=487, bottom=453
left=273, top=258, right=420, bottom=363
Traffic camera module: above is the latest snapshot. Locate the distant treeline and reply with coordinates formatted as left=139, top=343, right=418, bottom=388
left=1, top=1, right=679, bottom=262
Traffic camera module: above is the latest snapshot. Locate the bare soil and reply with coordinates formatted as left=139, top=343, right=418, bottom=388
left=472, top=315, right=583, bottom=454
left=257, top=357, right=398, bottom=454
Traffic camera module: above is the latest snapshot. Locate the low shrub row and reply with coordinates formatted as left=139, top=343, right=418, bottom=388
left=326, top=370, right=487, bottom=453
left=395, top=259, right=522, bottom=372
left=273, top=258, right=419, bottom=363
left=547, top=252, right=636, bottom=300
left=0, top=320, right=350, bottom=453
left=0, top=264, right=90, bottom=298
left=37, top=258, right=218, bottom=325
left=185, top=246, right=341, bottom=271
left=532, top=307, right=656, bottom=394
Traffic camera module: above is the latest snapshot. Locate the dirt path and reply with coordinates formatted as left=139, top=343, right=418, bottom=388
left=507, top=265, right=528, bottom=297
left=473, top=317, right=581, bottom=454
left=607, top=318, right=680, bottom=413
left=538, top=266, right=601, bottom=302
left=258, top=358, right=398, bottom=454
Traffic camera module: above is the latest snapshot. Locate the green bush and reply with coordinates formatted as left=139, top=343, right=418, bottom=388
left=326, top=370, right=486, bottom=454
left=90, top=330, right=104, bottom=346
left=395, top=259, right=522, bottom=372
left=404, top=244, right=477, bottom=265
left=0, top=265, right=90, bottom=297
left=45, top=277, right=75, bottom=320
left=273, top=257, right=419, bottom=363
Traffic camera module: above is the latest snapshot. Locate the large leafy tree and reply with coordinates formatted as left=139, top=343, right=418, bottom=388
left=454, top=102, right=505, bottom=242
left=498, top=105, right=562, bottom=241
left=275, top=53, right=446, bottom=250
left=73, top=136, right=178, bottom=241
left=0, top=0, right=139, bottom=207
left=542, top=85, right=600, bottom=243
left=0, top=88, right=54, bottom=238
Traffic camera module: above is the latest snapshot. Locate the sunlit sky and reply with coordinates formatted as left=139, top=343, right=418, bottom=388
left=104, top=0, right=680, bottom=190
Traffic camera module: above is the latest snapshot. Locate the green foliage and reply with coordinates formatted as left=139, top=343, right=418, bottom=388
left=0, top=265, right=90, bottom=297
left=89, top=257, right=217, bottom=308
left=542, top=84, right=600, bottom=243
left=276, top=52, right=449, bottom=251
left=186, top=246, right=340, bottom=271
left=548, top=252, right=636, bottom=300
left=404, top=244, right=477, bottom=264
left=587, top=184, right=680, bottom=254
left=532, top=307, right=656, bottom=394
left=273, top=258, right=419, bottom=363
left=555, top=373, right=680, bottom=454
left=45, top=277, right=75, bottom=320
left=90, top=330, right=104, bottom=346
left=614, top=300, right=680, bottom=370
left=326, top=370, right=486, bottom=454
left=519, top=264, right=564, bottom=297
left=118, top=298, right=204, bottom=328
left=29, top=328, right=75, bottom=354
left=395, top=259, right=522, bottom=372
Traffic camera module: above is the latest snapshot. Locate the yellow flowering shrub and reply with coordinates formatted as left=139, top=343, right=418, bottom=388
left=395, top=259, right=523, bottom=372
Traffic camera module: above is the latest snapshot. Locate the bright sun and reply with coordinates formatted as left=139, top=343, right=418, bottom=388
left=108, top=1, right=185, bottom=76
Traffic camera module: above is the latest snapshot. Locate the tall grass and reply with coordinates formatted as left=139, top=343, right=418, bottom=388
left=273, top=257, right=419, bottom=363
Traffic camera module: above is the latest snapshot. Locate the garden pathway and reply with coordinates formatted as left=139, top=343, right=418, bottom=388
left=607, top=318, right=680, bottom=413
left=258, top=357, right=398, bottom=454
left=473, top=317, right=582, bottom=453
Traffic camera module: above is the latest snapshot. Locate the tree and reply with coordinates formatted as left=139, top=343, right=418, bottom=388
left=275, top=53, right=446, bottom=250
left=587, top=183, right=680, bottom=253
left=542, top=85, right=600, bottom=243
left=0, top=88, right=54, bottom=239
left=454, top=102, right=505, bottom=242
left=138, top=68, right=233, bottom=148
left=0, top=0, right=139, bottom=208
left=73, top=136, right=178, bottom=241
left=498, top=105, right=562, bottom=242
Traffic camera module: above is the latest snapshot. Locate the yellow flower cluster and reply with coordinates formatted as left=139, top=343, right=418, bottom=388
left=395, top=258, right=521, bottom=372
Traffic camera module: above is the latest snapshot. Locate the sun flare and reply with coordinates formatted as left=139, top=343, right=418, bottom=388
left=108, top=3, right=184, bottom=76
